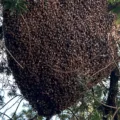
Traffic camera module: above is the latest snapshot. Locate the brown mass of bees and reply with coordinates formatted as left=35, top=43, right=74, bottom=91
left=3, top=0, right=118, bottom=117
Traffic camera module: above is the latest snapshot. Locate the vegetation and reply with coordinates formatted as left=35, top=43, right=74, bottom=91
left=0, top=0, right=120, bottom=120
left=2, top=0, right=28, bottom=15
left=108, top=0, right=120, bottom=24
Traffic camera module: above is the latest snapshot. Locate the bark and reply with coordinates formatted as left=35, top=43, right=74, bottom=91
left=103, top=68, right=119, bottom=120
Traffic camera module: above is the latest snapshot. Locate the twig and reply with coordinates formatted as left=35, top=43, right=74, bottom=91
left=67, top=108, right=79, bottom=120
left=92, top=87, right=118, bottom=110
left=12, top=98, right=23, bottom=118
left=111, top=107, right=120, bottom=120
left=98, top=101, right=117, bottom=109
left=93, top=95, right=117, bottom=110
left=0, top=95, right=19, bottom=110
left=5, top=46, right=23, bottom=69
left=90, top=61, right=114, bottom=77
left=3, top=97, right=22, bottom=116
left=0, top=111, right=12, bottom=120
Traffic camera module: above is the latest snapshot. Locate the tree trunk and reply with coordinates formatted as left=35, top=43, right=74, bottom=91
left=103, top=68, right=119, bottom=120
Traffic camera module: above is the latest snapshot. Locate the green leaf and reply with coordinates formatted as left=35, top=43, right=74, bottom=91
left=90, top=110, right=102, bottom=120
left=2, top=0, right=28, bottom=15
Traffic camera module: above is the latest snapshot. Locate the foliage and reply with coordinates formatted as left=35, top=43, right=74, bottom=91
left=0, top=0, right=120, bottom=120
left=108, top=0, right=120, bottom=24
left=108, top=0, right=120, bottom=4
left=2, top=0, right=28, bottom=15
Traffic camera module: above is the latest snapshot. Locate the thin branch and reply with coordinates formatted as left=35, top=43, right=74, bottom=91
left=67, top=108, right=79, bottom=120
left=0, top=95, right=19, bottom=110
left=5, top=46, right=23, bottom=69
left=90, top=61, right=114, bottom=77
left=111, top=107, right=120, bottom=120
left=12, top=98, right=24, bottom=118
left=0, top=111, right=12, bottom=120
left=4, top=97, right=22, bottom=115
left=92, top=89, right=117, bottom=109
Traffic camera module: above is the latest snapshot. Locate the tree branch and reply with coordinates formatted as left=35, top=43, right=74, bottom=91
left=103, top=68, right=119, bottom=120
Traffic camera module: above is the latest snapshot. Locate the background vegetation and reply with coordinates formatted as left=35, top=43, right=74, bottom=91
left=0, top=0, right=120, bottom=120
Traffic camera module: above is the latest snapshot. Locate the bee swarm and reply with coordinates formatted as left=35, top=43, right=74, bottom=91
left=3, top=0, right=118, bottom=117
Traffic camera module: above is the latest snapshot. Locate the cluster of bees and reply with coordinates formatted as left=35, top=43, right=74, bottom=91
left=3, top=0, right=118, bottom=117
